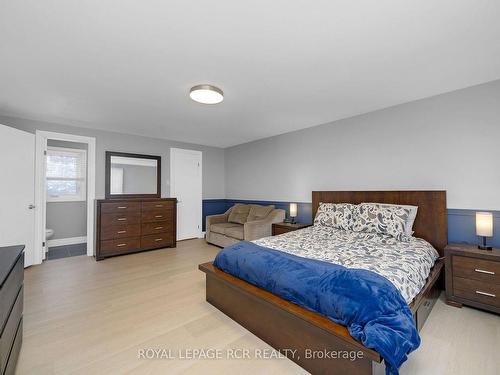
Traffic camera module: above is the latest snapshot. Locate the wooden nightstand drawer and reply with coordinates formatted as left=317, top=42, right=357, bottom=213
left=453, top=277, right=500, bottom=308
left=272, top=223, right=310, bottom=236
left=445, top=243, right=500, bottom=314
left=272, top=226, right=291, bottom=236
left=453, top=255, right=500, bottom=284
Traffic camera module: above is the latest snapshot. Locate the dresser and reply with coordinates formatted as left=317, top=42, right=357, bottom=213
left=445, top=243, right=500, bottom=314
left=0, top=245, right=24, bottom=375
left=95, top=198, right=177, bottom=260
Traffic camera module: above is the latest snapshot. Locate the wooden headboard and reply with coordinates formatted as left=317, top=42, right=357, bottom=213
left=312, top=191, right=447, bottom=256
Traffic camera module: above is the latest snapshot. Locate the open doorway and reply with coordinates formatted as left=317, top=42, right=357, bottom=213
left=34, top=131, right=96, bottom=263
left=45, top=140, right=88, bottom=259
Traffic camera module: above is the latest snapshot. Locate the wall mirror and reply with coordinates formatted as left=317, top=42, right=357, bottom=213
left=105, top=151, right=161, bottom=199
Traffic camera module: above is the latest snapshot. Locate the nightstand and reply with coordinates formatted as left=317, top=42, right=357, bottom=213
left=445, top=243, right=500, bottom=314
left=272, top=222, right=311, bottom=236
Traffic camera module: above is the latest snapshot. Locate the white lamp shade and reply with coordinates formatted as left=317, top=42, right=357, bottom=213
left=290, top=203, right=298, bottom=218
left=476, top=212, right=493, bottom=237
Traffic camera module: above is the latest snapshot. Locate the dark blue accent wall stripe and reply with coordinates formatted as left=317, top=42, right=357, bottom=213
left=203, top=199, right=500, bottom=248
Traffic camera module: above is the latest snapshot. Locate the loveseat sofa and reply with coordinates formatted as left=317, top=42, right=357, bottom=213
left=206, top=203, right=285, bottom=247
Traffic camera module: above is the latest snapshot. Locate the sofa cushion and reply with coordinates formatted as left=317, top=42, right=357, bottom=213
left=228, top=204, right=251, bottom=224
left=247, top=204, right=275, bottom=222
left=210, top=223, right=241, bottom=235
left=225, top=225, right=244, bottom=240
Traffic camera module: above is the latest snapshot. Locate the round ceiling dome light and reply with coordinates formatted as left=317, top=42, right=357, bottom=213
left=189, top=84, right=224, bottom=104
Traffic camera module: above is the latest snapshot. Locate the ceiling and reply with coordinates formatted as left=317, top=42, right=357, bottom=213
left=1, top=1, right=500, bottom=148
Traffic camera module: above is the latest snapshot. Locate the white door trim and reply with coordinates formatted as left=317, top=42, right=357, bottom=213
left=35, top=130, right=96, bottom=263
left=170, top=148, right=203, bottom=240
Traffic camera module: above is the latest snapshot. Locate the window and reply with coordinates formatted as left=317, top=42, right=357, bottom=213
left=46, top=147, right=87, bottom=202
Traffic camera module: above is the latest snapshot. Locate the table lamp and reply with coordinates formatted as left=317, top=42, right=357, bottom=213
left=290, top=203, right=297, bottom=224
left=476, top=212, right=493, bottom=250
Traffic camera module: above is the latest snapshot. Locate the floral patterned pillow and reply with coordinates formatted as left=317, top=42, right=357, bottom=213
left=352, top=203, right=415, bottom=242
left=314, top=203, right=357, bottom=231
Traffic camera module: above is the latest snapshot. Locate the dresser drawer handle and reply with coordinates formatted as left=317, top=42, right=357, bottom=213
left=155, top=204, right=163, bottom=208
left=155, top=238, right=163, bottom=242
left=475, top=290, right=496, bottom=298
left=117, top=218, right=127, bottom=221
left=117, top=230, right=127, bottom=234
left=116, top=243, right=127, bottom=247
left=117, top=206, right=127, bottom=209
left=474, top=268, right=495, bottom=275
left=154, top=226, right=164, bottom=230
left=155, top=215, right=163, bottom=218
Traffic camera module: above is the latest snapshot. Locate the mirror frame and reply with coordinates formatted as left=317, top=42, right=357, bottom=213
left=105, top=151, right=161, bottom=199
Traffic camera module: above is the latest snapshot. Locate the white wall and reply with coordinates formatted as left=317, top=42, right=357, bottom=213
left=225, top=79, right=500, bottom=210
left=0, top=115, right=226, bottom=200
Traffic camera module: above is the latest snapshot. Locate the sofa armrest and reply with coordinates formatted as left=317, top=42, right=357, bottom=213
left=206, top=206, right=233, bottom=234
left=243, top=209, right=286, bottom=241
left=206, top=213, right=229, bottom=227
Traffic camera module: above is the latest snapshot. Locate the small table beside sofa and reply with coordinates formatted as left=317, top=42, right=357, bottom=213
left=206, top=203, right=285, bottom=247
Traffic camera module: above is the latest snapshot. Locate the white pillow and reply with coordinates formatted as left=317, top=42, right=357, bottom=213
left=363, top=203, right=418, bottom=236
left=353, top=203, right=418, bottom=241
left=314, top=202, right=357, bottom=231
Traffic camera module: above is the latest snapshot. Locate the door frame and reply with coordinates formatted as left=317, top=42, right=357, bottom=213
left=169, top=148, right=203, bottom=240
left=34, top=130, right=96, bottom=264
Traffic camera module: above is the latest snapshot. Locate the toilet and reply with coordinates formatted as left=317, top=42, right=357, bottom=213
left=46, top=228, right=54, bottom=240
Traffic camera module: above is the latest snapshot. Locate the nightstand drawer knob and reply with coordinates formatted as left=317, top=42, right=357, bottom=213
left=475, top=290, right=496, bottom=298
left=474, top=268, right=495, bottom=275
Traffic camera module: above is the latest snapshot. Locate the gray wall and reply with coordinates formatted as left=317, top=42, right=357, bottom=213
left=0, top=115, right=226, bottom=200
left=46, top=201, right=87, bottom=240
left=225, top=79, right=500, bottom=210
left=46, top=139, right=88, bottom=240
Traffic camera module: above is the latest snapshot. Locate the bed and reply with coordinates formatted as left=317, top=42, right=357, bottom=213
left=199, top=191, right=447, bottom=375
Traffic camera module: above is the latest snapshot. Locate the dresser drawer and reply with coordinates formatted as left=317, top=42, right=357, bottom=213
left=3, top=318, right=21, bottom=375
left=142, top=201, right=174, bottom=211
left=141, top=222, right=171, bottom=236
left=452, top=255, right=500, bottom=284
left=0, top=254, right=23, bottom=333
left=0, top=286, right=22, bottom=375
left=453, top=276, right=500, bottom=308
left=100, top=201, right=141, bottom=213
left=100, top=238, right=141, bottom=256
left=141, top=209, right=173, bottom=223
left=101, top=212, right=141, bottom=226
left=141, top=234, right=173, bottom=249
left=101, top=224, right=141, bottom=241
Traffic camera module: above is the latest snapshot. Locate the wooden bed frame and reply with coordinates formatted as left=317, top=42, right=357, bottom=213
left=199, top=191, right=447, bottom=374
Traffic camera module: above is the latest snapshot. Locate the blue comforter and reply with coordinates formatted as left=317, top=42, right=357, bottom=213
left=213, top=241, right=420, bottom=375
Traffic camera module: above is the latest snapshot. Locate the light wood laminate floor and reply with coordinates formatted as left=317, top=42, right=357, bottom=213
left=18, top=239, right=499, bottom=375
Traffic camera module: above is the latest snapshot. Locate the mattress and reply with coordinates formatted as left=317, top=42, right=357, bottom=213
left=254, top=225, right=439, bottom=303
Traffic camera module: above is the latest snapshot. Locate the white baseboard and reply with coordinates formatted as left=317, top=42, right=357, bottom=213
left=199, top=231, right=206, bottom=239
left=47, top=236, right=87, bottom=248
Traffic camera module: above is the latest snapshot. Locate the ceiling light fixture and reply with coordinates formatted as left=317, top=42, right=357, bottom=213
left=189, top=84, right=224, bottom=104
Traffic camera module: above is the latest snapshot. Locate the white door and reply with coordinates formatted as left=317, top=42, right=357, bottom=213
left=170, top=148, right=202, bottom=240
left=0, top=124, right=35, bottom=267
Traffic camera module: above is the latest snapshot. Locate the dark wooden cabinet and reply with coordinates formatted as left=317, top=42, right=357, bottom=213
left=272, top=222, right=311, bottom=236
left=95, top=198, right=177, bottom=260
left=445, top=243, right=500, bottom=314
left=0, top=245, right=24, bottom=375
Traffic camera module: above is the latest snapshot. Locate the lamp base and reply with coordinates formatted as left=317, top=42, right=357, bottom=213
left=478, top=236, right=493, bottom=251
left=478, top=245, right=493, bottom=251
left=290, top=218, right=296, bottom=224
